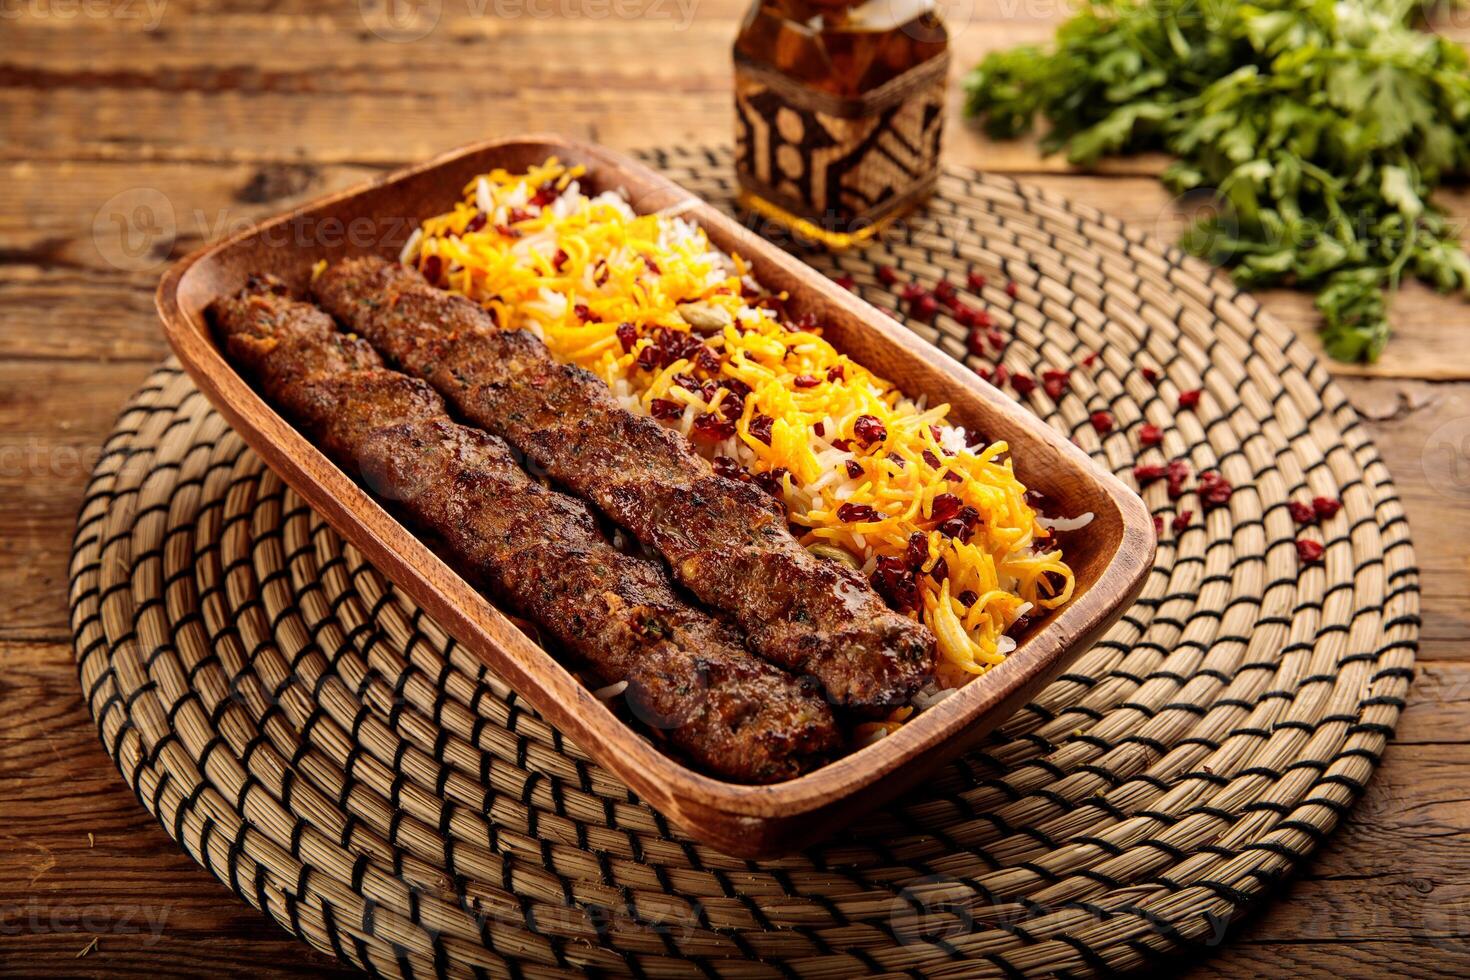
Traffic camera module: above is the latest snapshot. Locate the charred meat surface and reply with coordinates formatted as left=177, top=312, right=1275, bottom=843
left=314, top=257, right=936, bottom=712
left=209, top=276, right=839, bottom=783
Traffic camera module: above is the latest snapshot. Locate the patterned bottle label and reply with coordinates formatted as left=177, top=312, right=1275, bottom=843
left=734, top=50, right=948, bottom=235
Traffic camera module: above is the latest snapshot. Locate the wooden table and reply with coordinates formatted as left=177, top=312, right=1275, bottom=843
left=3, top=3, right=1468, bottom=975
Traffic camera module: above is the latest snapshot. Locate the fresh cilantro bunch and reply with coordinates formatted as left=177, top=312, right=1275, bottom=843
left=963, top=0, right=1470, bottom=361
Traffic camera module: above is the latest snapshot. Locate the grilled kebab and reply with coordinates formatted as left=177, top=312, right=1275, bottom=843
left=314, top=256, right=936, bottom=712
left=209, top=275, right=839, bottom=783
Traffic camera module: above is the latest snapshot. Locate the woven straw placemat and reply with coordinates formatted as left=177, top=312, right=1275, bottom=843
left=69, top=148, right=1419, bottom=977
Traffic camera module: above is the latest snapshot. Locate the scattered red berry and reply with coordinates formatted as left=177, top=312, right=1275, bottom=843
left=649, top=398, right=683, bottom=420
left=826, top=365, right=845, bottom=382
left=967, top=271, right=987, bottom=292
left=901, top=282, right=929, bottom=302
left=615, top=321, right=639, bottom=353
left=1313, top=496, right=1342, bottom=520
left=877, top=266, right=899, bottom=287
left=1090, top=411, right=1114, bottom=433
left=853, top=414, right=888, bottom=445
left=1011, top=373, right=1037, bottom=396
left=934, top=280, right=957, bottom=305
left=1141, top=367, right=1159, bottom=385
left=832, top=274, right=855, bottom=291
left=1153, top=514, right=1165, bottom=538
left=1296, top=539, right=1325, bottom=564
left=1166, top=459, right=1191, bottom=499
left=1172, top=509, right=1193, bottom=533
left=973, top=364, right=992, bottom=382
left=1138, top=423, right=1163, bottom=447
left=911, top=294, right=939, bottom=319
left=793, top=374, right=820, bottom=389
left=993, top=364, right=1010, bottom=387
left=1005, top=280, right=1019, bottom=298
left=838, top=503, right=879, bottom=523
left=1081, top=351, right=1098, bottom=368
left=1198, top=471, right=1233, bottom=509
left=845, top=459, right=863, bottom=479
left=988, top=329, right=1006, bottom=351
left=1134, top=464, right=1166, bottom=484
left=1178, top=389, right=1202, bottom=410
left=1042, top=369, right=1070, bottom=399
left=1288, top=500, right=1316, bottom=524
left=966, top=329, right=988, bottom=357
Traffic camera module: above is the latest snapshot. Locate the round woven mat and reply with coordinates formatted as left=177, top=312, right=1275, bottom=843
left=71, top=148, right=1419, bottom=977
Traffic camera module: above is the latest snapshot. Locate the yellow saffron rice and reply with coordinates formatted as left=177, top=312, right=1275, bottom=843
left=403, top=158, right=1079, bottom=720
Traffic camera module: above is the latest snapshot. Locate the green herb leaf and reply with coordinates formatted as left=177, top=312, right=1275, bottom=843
left=962, top=0, right=1470, bottom=362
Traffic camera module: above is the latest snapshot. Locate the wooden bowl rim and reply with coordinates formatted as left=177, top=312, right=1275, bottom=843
left=156, top=133, right=1155, bottom=830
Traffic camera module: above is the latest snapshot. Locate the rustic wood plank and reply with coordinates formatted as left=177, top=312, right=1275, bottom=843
left=4, top=1, right=1469, bottom=974
left=3, top=638, right=1466, bottom=975
left=9, top=155, right=1469, bottom=378
left=1180, top=940, right=1470, bottom=979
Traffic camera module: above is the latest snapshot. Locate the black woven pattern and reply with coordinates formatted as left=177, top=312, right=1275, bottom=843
left=69, top=150, right=1418, bottom=978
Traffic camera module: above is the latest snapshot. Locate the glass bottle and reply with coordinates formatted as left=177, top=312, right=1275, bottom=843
left=733, top=0, right=949, bottom=249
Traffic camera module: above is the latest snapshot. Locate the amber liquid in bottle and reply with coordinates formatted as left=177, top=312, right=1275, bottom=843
left=733, top=0, right=948, bottom=248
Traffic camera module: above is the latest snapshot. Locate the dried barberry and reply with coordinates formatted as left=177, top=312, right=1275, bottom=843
left=1166, top=459, right=1191, bottom=499
left=692, top=411, right=736, bottom=440
left=754, top=467, right=788, bottom=498
left=930, top=493, right=964, bottom=523
left=616, top=321, right=638, bottom=353
left=649, top=398, right=682, bottom=420
left=1288, top=500, right=1316, bottom=524
left=853, top=414, right=887, bottom=445
left=1042, top=369, right=1070, bottom=399
left=712, top=455, right=746, bottom=481
left=870, top=556, right=918, bottom=612
left=1198, top=471, right=1233, bottom=509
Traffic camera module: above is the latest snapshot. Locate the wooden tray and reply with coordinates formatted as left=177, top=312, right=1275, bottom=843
left=155, top=135, right=1154, bottom=857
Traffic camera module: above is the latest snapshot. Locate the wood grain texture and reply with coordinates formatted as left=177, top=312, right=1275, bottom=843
left=3, top=0, right=1469, bottom=976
